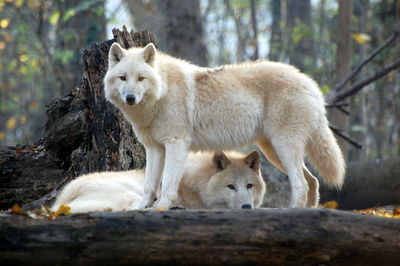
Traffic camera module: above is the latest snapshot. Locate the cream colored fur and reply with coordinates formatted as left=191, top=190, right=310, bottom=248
left=103, top=43, right=345, bottom=209
left=51, top=151, right=266, bottom=213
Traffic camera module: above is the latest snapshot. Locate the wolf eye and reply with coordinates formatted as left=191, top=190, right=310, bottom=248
left=119, top=76, right=126, bottom=81
left=247, top=184, right=254, bottom=189
left=138, top=76, right=145, bottom=81
left=227, top=184, right=235, bottom=190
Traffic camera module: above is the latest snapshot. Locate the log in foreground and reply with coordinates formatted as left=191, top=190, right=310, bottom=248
left=1, top=208, right=399, bottom=265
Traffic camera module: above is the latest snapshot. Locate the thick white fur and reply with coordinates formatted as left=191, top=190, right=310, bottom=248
left=103, top=43, right=345, bottom=208
left=51, top=151, right=266, bottom=213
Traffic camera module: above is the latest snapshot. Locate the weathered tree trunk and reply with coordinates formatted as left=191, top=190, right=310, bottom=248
left=125, top=0, right=208, bottom=66
left=1, top=208, right=400, bottom=265
left=268, top=0, right=282, bottom=61
left=320, top=157, right=400, bottom=209
left=329, top=0, right=353, bottom=160
left=0, top=28, right=153, bottom=210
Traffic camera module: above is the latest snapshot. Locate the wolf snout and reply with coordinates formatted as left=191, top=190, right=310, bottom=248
left=241, top=204, right=253, bottom=209
left=126, top=94, right=136, bottom=105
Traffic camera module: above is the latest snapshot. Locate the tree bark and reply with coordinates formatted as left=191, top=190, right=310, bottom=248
left=268, top=0, right=282, bottom=61
left=1, top=208, right=399, bottom=265
left=0, top=28, right=153, bottom=210
left=329, top=0, right=353, bottom=160
left=250, top=0, right=259, bottom=60
left=0, top=146, right=67, bottom=210
left=125, top=0, right=208, bottom=66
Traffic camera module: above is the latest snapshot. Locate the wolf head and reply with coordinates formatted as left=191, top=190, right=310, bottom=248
left=202, top=151, right=266, bottom=209
left=103, top=43, right=162, bottom=107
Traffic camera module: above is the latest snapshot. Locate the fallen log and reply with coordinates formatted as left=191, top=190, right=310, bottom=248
left=320, top=157, right=400, bottom=209
left=1, top=208, right=399, bottom=265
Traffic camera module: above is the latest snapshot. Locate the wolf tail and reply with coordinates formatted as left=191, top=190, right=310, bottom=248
left=306, top=120, right=346, bottom=188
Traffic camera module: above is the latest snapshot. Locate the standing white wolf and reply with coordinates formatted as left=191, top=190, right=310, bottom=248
left=103, top=42, right=345, bottom=209
left=52, top=151, right=266, bottom=213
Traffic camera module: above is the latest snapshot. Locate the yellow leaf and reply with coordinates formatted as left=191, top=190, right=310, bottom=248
left=0, top=132, right=6, bottom=141
left=19, top=115, right=27, bottom=124
left=15, top=0, right=23, bottom=7
left=6, top=117, right=17, bottom=130
left=53, top=205, right=71, bottom=217
left=10, top=204, right=27, bottom=215
left=19, top=54, right=28, bottom=62
left=0, top=41, right=5, bottom=50
left=320, top=201, right=338, bottom=209
left=352, top=33, right=371, bottom=45
left=0, top=19, right=9, bottom=28
left=156, top=207, right=166, bottom=211
left=49, top=11, right=60, bottom=25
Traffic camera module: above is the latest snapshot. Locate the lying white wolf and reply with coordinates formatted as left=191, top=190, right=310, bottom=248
left=103, top=42, right=345, bottom=209
left=51, top=151, right=266, bottom=213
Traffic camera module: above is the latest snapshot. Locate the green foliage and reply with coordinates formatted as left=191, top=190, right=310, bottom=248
left=0, top=0, right=106, bottom=145
left=54, top=49, right=75, bottom=65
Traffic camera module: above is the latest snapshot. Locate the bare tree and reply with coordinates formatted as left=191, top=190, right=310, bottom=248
left=223, top=0, right=246, bottom=62
left=329, top=0, right=353, bottom=160
left=124, top=0, right=208, bottom=66
left=350, top=0, right=369, bottom=161
left=269, top=0, right=282, bottom=61
left=250, top=0, right=259, bottom=60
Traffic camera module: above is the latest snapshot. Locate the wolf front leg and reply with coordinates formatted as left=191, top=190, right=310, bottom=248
left=154, top=139, right=188, bottom=209
left=139, top=145, right=165, bottom=209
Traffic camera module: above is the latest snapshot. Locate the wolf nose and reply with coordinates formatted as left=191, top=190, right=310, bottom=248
left=241, top=204, right=252, bottom=209
left=126, top=94, right=136, bottom=105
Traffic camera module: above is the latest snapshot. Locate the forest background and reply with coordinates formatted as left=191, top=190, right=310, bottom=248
left=0, top=0, right=399, bottom=165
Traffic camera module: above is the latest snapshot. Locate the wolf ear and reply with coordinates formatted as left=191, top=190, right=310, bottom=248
left=109, top=43, right=126, bottom=69
left=244, top=151, right=260, bottom=171
left=213, top=152, right=231, bottom=171
left=142, top=43, right=156, bottom=66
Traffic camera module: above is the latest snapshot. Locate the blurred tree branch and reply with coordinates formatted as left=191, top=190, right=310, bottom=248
left=326, top=28, right=400, bottom=104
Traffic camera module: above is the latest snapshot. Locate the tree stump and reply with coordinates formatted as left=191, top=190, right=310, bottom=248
left=0, top=27, right=155, bottom=210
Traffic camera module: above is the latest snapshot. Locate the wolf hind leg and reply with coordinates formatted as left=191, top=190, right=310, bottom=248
left=302, top=165, right=320, bottom=207
left=256, top=137, right=309, bottom=207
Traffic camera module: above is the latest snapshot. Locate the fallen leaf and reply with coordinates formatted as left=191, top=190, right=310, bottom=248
left=320, top=201, right=338, bottom=209
left=353, top=206, right=400, bottom=219
left=49, top=205, right=71, bottom=219
left=10, top=204, right=27, bottom=215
